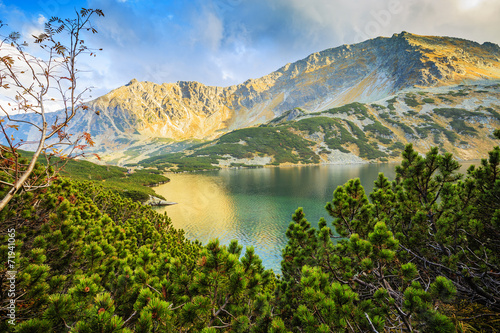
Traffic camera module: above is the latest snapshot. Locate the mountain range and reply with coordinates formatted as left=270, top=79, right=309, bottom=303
left=6, top=32, right=500, bottom=168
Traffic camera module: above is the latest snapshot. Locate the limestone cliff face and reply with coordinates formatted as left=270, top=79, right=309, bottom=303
left=81, top=32, right=500, bottom=143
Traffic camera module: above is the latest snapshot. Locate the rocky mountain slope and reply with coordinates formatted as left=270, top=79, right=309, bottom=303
left=87, top=32, right=500, bottom=137
left=5, top=32, right=500, bottom=165
left=136, top=83, right=500, bottom=171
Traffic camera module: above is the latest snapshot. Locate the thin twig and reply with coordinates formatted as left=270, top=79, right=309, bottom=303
left=365, top=312, right=379, bottom=333
left=123, top=311, right=137, bottom=324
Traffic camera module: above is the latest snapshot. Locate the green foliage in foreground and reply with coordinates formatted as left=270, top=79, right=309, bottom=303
left=1, top=175, right=275, bottom=332
left=1, top=133, right=499, bottom=331
left=277, top=137, right=500, bottom=332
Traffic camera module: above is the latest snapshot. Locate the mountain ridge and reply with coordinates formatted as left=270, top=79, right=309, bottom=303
left=84, top=31, right=500, bottom=141
left=5, top=32, right=500, bottom=164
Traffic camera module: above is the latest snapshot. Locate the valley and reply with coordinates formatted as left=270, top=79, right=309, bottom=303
left=2, top=13, right=500, bottom=330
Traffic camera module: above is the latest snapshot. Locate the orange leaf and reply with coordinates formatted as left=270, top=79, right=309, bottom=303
left=83, top=132, right=94, bottom=147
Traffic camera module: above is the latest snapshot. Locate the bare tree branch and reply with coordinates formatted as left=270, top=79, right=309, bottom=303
left=0, top=9, right=104, bottom=211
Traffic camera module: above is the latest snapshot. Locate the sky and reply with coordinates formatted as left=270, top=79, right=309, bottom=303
left=1, top=0, right=499, bottom=103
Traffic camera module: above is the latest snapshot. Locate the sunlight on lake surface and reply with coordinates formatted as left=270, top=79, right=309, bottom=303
left=153, top=161, right=477, bottom=273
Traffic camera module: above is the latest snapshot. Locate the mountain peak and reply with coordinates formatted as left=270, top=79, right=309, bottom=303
left=391, top=31, right=412, bottom=38
left=482, top=41, right=500, bottom=52
left=126, top=78, right=139, bottom=86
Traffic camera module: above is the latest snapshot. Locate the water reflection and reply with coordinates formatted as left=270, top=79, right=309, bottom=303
left=154, top=174, right=238, bottom=241
left=153, top=161, right=477, bottom=273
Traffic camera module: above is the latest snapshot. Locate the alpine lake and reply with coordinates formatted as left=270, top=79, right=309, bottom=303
left=152, top=161, right=477, bottom=274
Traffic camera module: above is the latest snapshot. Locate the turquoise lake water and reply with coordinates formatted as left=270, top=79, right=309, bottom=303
left=153, top=161, right=476, bottom=273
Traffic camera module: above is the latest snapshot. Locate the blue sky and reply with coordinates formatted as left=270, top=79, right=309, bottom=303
left=1, top=0, right=499, bottom=100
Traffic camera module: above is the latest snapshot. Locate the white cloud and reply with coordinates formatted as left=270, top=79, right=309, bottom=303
left=37, top=14, right=46, bottom=25
left=190, top=5, right=224, bottom=51
left=0, top=43, right=64, bottom=114
left=458, top=0, right=484, bottom=9
left=221, top=70, right=234, bottom=81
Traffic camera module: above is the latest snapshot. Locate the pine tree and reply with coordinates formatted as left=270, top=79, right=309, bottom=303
left=277, top=205, right=456, bottom=332
left=277, top=135, right=500, bottom=331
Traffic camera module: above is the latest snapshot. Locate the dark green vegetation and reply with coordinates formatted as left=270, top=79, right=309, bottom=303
left=137, top=152, right=221, bottom=173
left=404, top=93, right=421, bottom=107
left=434, top=108, right=479, bottom=136
left=276, top=131, right=500, bottom=332
left=1, top=133, right=499, bottom=332
left=195, top=126, right=320, bottom=165
left=139, top=124, right=323, bottom=170
left=363, top=119, right=393, bottom=137
left=379, top=113, right=415, bottom=136
left=278, top=137, right=500, bottom=332
left=414, top=123, right=458, bottom=144
left=322, top=102, right=371, bottom=118
left=386, top=96, right=398, bottom=111
left=0, top=152, right=275, bottom=332
left=19, top=151, right=169, bottom=202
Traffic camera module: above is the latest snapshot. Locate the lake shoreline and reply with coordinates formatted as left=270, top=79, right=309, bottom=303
left=160, top=156, right=483, bottom=174
left=151, top=159, right=481, bottom=272
left=150, top=162, right=402, bottom=273
left=162, top=159, right=392, bottom=174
